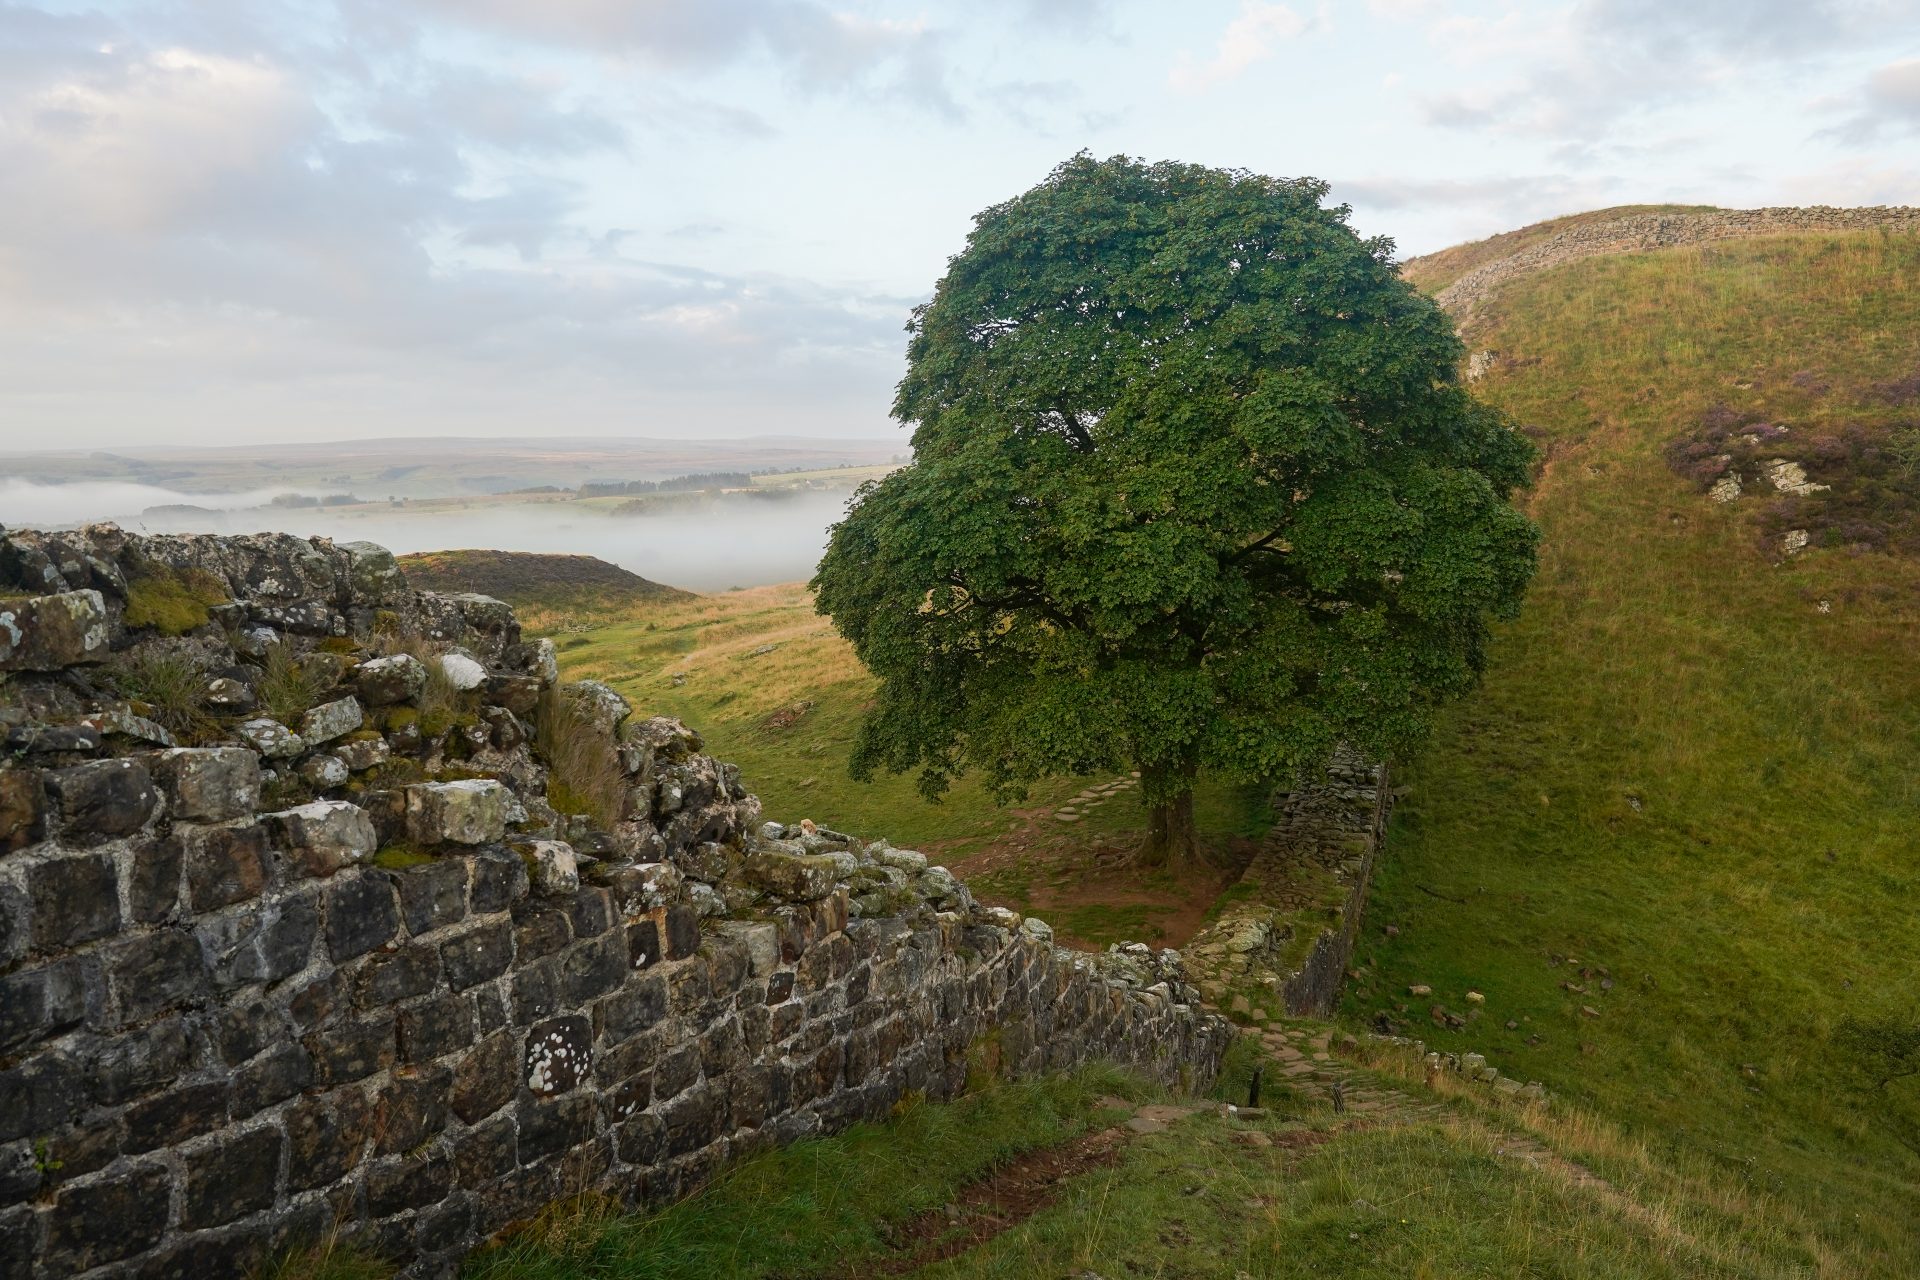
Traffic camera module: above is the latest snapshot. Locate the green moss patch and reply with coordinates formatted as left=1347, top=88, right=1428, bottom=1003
left=123, top=561, right=229, bottom=636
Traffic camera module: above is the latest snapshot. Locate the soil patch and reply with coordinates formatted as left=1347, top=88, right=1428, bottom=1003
left=874, top=1126, right=1131, bottom=1274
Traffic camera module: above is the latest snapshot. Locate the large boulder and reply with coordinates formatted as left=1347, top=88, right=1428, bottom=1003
left=0, top=590, right=111, bottom=671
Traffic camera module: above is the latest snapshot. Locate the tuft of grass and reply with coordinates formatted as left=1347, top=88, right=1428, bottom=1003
left=533, top=684, right=628, bottom=830
left=252, top=1234, right=391, bottom=1280
left=122, top=560, right=229, bottom=636
left=104, top=649, right=217, bottom=742
left=257, top=643, right=330, bottom=725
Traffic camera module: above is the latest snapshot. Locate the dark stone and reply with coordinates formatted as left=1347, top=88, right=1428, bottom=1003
left=0, top=1050, right=80, bottom=1143
left=441, top=919, right=513, bottom=991
left=516, top=1093, right=597, bottom=1165
left=451, top=1030, right=519, bottom=1124
left=374, top=1066, right=452, bottom=1155
left=0, top=1140, right=40, bottom=1201
left=323, top=873, right=400, bottom=962
left=0, top=883, right=26, bottom=967
left=305, top=1013, right=395, bottom=1087
left=416, top=1192, right=476, bottom=1256
left=398, top=994, right=476, bottom=1064
left=767, top=970, right=795, bottom=1004
left=557, top=930, right=627, bottom=1006
left=616, top=1112, right=666, bottom=1167
left=43, top=1161, right=169, bottom=1272
left=105, top=928, right=208, bottom=1025
left=286, top=1090, right=373, bottom=1192
left=512, top=903, right=572, bottom=960
left=124, top=1078, right=229, bottom=1153
left=232, top=1042, right=313, bottom=1116
left=215, top=1000, right=282, bottom=1066
left=653, top=1043, right=699, bottom=1104
left=87, top=1016, right=192, bottom=1105
left=730, top=1065, right=775, bottom=1129
left=47, top=757, right=158, bottom=837
left=0, top=768, right=46, bottom=852
left=509, top=957, right=561, bottom=1025
left=568, top=887, right=615, bottom=938
left=202, top=892, right=318, bottom=989
left=0, top=1207, right=35, bottom=1280
left=598, top=971, right=668, bottom=1045
left=182, top=1125, right=282, bottom=1229
left=127, top=833, right=183, bottom=922
left=27, top=851, right=121, bottom=949
left=470, top=983, right=509, bottom=1034
left=286, top=971, right=338, bottom=1030
left=368, top=1151, right=453, bottom=1216
left=469, top=846, right=528, bottom=913
left=665, top=903, right=700, bottom=959
left=392, top=858, right=469, bottom=935
left=44, top=1112, right=123, bottom=1181
left=698, top=1016, right=743, bottom=1079
left=357, top=941, right=440, bottom=1007
left=662, top=1082, right=727, bottom=1157
left=448, top=1113, right=517, bottom=1185
left=524, top=1014, right=593, bottom=1097
left=627, top=917, right=663, bottom=970
left=182, top=822, right=272, bottom=911
left=4, top=724, right=100, bottom=754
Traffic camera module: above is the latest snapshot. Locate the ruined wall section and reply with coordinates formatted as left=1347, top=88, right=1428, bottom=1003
left=0, top=525, right=1231, bottom=1280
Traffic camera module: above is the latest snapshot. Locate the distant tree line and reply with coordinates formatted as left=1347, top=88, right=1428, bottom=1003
left=578, top=472, right=752, bottom=498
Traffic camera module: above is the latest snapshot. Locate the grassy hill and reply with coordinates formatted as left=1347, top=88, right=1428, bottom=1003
left=291, top=214, right=1920, bottom=1279
left=396, top=549, right=692, bottom=614
left=1348, top=224, right=1920, bottom=1268
left=1398, top=203, right=1721, bottom=293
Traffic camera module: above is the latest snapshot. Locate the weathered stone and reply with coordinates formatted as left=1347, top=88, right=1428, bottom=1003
left=391, top=857, right=470, bottom=935
left=408, top=779, right=514, bottom=845
left=334, top=734, right=391, bottom=772
left=873, top=846, right=929, bottom=874
left=354, top=653, right=426, bottom=706
left=399, top=994, right=476, bottom=1064
left=304, top=1013, right=396, bottom=1086
left=374, top=1067, right=452, bottom=1154
left=84, top=704, right=174, bottom=747
left=41, top=1161, right=170, bottom=1272
left=524, top=1014, right=593, bottom=1096
left=205, top=676, right=255, bottom=711
left=742, top=851, right=840, bottom=902
left=438, top=651, right=488, bottom=691
left=123, top=1078, right=228, bottom=1152
left=343, top=540, right=406, bottom=604
left=47, top=757, right=158, bottom=836
left=0, top=589, right=110, bottom=671
left=180, top=822, right=272, bottom=911
left=521, top=839, right=580, bottom=895
left=323, top=873, right=400, bottom=961
left=470, top=846, right=529, bottom=913
left=231, top=1041, right=313, bottom=1115
left=452, top=1030, right=519, bottom=1123
left=286, top=1091, right=373, bottom=1191
left=486, top=673, right=543, bottom=715
left=181, top=1126, right=283, bottom=1229
left=569, top=680, right=631, bottom=736
left=441, top=920, right=513, bottom=991
left=299, top=753, right=350, bottom=789
left=298, top=695, right=363, bottom=746
left=150, top=746, right=261, bottom=821
left=27, top=851, right=121, bottom=948
left=236, top=718, right=305, bottom=759
left=0, top=769, right=46, bottom=853
left=267, top=799, right=378, bottom=877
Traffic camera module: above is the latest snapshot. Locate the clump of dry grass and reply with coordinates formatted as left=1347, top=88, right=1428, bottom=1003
left=535, top=684, right=629, bottom=830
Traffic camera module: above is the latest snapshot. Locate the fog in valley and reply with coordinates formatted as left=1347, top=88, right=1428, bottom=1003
left=0, top=478, right=854, bottom=593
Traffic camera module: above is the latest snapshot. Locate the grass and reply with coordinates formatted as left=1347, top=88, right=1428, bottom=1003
left=103, top=648, right=218, bottom=742
left=257, top=642, right=331, bottom=725
left=1345, top=228, right=1920, bottom=1270
left=533, top=684, right=627, bottom=829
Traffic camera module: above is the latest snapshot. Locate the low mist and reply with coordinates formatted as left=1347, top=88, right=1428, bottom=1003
left=0, top=480, right=855, bottom=593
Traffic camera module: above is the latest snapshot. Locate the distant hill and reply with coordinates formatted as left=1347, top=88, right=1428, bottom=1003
left=396, top=549, right=693, bottom=611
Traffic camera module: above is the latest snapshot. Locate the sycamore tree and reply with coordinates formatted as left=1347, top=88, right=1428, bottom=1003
left=812, top=154, right=1538, bottom=866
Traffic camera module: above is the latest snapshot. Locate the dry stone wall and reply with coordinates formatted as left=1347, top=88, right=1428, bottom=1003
left=1432, top=205, right=1920, bottom=327
left=0, top=526, right=1231, bottom=1280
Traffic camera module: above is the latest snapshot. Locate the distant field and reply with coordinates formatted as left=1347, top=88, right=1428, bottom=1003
left=1350, top=228, right=1920, bottom=1267
left=540, top=582, right=1272, bottom=949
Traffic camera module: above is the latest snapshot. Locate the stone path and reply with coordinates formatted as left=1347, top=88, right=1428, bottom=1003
left=1049, top=773, right=1139, bottom=823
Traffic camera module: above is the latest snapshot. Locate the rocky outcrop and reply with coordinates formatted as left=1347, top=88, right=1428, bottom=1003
left=1427, top=205, right=1920, bottom=328
left=0, top=525, right=1232, bottom=1280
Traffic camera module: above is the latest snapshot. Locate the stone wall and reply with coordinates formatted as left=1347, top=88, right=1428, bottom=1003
left=1429, top=205, right=1920, bottom=327
left=1185, top=748, right=1390, bottom=1019
left=0, top=525, right=1232, bottom=1279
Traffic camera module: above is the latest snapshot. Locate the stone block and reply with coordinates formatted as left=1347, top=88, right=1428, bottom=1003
left=558, top=931, right=627, bottom=1006
left=124, top=1079, right=229, bottom=1153
left=182, top=1126, right=283, bottom=1229
left=0, top=768, right=46, bottom=852
left=407, top=779, right=514, bottom=846
left=267, top=799, right=378, bottom=877
left=438, top=650, right=488, bottom=691
left=300, top=754, right=349, bottom=789
left=86, top=1016, right=192, bottom=1105
left=441, top=919, right=513, bottom=991
left=286, top=1091, right=373, bottom=1192
left=236, top=718, right=305, bottom=759
left=335, top=734, right=390, bottom=772
left=451, top=1030, right=519, bottom=1124
left=349, top=654, right=424, bottom=707
left=104, top=929, right=208, bottom=1025
left=323, top=873, right=400, bottom=961
left=398, top=994, right=476, bottom=1064
left=128, top=833, right=183, bottom=922
left=0, top=1050, right=82, bottom=1143
left=180, top=821, right=272, bottom=911
left=149, top=746, right=260, bottom=821
left=742, top=850, right=840, bottom=902
left=0, top=589, right=110, bottom=672
left=47, top=757, right=158, bottom=837
left=304, top=1013, right=396, bottom=1087
left=520, top=839, right=580, bottom=895
left=357, top=941, right=440, bottom=1006
left=597, top=971, right=668, bottom=1045
left=296, top=696, right=363, bottom=747
left=26, top=850, right=121, bottom=948
left=524, top=1014, right=593, bottom=1097
left=470, top=845, right=530, bottom=912
left=391, top=857, right=469, bottom=935
left=41, top=1161, right=169, bottom=1272
left=343, top=540, right=406, bottom=604
left=374, top=1067, right=452, bottom=1155
left=516, top=1093, right=597, bottom=1165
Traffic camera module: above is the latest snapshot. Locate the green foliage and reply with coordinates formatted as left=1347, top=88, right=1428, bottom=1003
left=534, top=685, right=627, bottom=830
left=257, top=643, right=328, bottom=725
left=122, top=561, right=229, bottom=636
left=813, top=154, right=1538, bottom=833
left=104, top=649, right=216, bottom=741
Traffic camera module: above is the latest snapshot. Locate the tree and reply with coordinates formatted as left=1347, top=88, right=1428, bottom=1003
left=812, top=154, right=1538, bottom=865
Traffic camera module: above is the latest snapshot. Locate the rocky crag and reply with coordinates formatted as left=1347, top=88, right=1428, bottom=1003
left=1427, top=205, right=1920, bottom=329
left=0, top=526, right=1231, bottom=1279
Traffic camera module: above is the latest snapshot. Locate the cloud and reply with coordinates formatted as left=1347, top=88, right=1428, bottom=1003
left=1825, top=57, right=1920, bottom=140
left=1169, top=2, right=1311, bottom=93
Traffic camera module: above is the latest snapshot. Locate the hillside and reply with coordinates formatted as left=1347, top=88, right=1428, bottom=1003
left=395, top=548, right=692, bottom=613
left=1353, top=219, right=1920, bottom=1267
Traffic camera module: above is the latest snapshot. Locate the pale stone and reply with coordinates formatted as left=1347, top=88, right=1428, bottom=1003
left=267, top=799, right=377, bottom=867
left=298, top=696, right=364, bottom=745
left=353, top=654, right=426, bottom=706
left=522, top=839, right=580, bottom=895
left=150, top=747, right=260, bottom=821
left=300, top=755, right=349, bottom=789
left=407, top=778, right=515, bottom=845
left=236, top=718, right=305, bottom=759
left=438, top=651, right=488, bottom=692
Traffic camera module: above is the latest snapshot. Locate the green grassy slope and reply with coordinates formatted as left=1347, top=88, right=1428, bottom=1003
left=1347, top=229, right=1920, bottom=1270
left=396, top=549, right=691, bottom=612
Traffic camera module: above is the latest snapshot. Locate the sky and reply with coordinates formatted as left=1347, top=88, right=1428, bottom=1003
left=2, top=0, right=1918, bottom=449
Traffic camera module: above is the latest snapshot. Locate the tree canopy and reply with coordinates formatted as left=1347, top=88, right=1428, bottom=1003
left=812, top=154, right=1539, bottom=862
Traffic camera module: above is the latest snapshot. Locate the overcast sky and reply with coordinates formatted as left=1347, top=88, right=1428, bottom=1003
left=2, top=0, right=1917, bottom=449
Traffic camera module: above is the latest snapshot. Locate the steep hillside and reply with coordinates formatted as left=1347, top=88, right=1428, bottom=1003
left=395, top=548, right=691, bottom=613
left=1351, top=223, right=1920, bottom=1269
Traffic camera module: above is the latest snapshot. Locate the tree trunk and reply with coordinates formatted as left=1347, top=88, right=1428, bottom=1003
left=1138, top=769, right=1199, bottom=868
